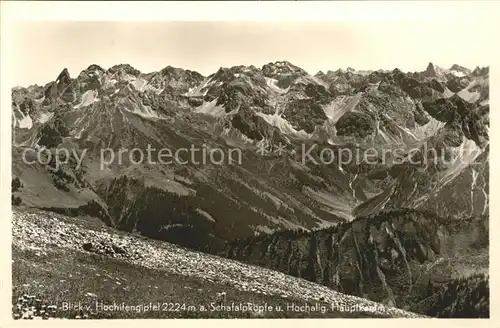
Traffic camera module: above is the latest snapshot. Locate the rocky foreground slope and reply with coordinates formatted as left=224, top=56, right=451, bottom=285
left=11, top=208, right=422, bottom=319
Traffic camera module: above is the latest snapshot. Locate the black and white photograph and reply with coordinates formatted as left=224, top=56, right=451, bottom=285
left=1, top=1, right=498, bottom=323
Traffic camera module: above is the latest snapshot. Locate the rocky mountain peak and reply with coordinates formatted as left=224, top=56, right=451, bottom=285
left=472, top=66, right=489, bottom=77
left=449, top=64, right=471, bottom=75
left=56, top=68, right=71, bottom=85
left=108, top=64, right=141, bottom=77
left=314, top=70, right=327, bottom=79
left=424, top=62, right=438, bottom=77
left=210, top=67, right=236, bottom=82
left=78, top=64, right=105, bottom=82
left=261, top=60, right=307, bottom=78
left=159, top=65, right=184, bottom=76
left=392, top=68, right=403, bottom=76
left=423, top=62, right=449, bottom=80
left=86, top=64, right=105, bottom=73
left=40, top=68, right=76, bottom=105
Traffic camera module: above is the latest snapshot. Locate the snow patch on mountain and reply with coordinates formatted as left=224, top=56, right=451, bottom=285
left=255, top=112, right=310, bottom=138
left=195, top=208, right=216, bottom=223
left=131, top=78, right=148, bottom=91
left=457, top=85, right=481, bottom=103
left=322, top=94, right=362, bottom=123
left=74, top=90, right=100, bottom=109
left=411, top=117, right=445, bottom=140
left=457, top=77, right=488, bottom=103
left=303, top=187, right=355, bottom=221
left=102, top=77, right=118, bottom=90
left=439, top=137, right=483, bottom=187
left=18, top=115, right=33, bottom=130
left=450, top=70, right=466, bottom=78
left=265, top=77, right=288, bottom=94
left=449, top=64, right=472, bottom=77
left=34, top=96, right=46, bottom=104
left=294, top=75, right=328, bottom=88
left=220, top=127, right=255, bottom=148
left=186, top=77, right=215, bottom=97
left=38, top=112, right=54, bottom=124
left=120, top=98, right=159, bottom=119
left=195, top=99, right=225, bottom=117
left=374, top=119, right=399, bottom=145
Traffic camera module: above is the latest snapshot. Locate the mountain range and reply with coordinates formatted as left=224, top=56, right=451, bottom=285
left=11, top=60, right=489, bottom=318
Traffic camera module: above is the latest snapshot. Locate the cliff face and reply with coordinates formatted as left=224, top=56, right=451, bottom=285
left=225, top=209, right=488, bottom=314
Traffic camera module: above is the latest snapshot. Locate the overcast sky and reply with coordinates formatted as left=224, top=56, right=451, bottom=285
left=11, top=21, right=494, bottom=86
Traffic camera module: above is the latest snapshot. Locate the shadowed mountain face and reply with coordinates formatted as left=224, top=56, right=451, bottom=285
left=225, top=209, right=488, bottom=317
left=11, top=61, right=489, bottom=317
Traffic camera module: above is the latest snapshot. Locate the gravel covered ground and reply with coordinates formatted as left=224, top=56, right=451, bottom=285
left=11, top=208, right=424, bottom=319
